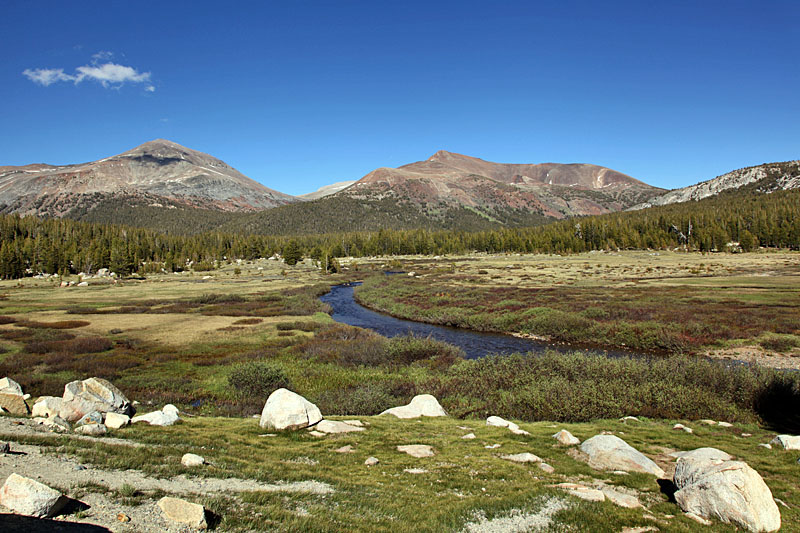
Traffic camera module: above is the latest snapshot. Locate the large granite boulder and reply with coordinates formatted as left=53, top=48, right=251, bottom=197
left=674, top=447, right=780, bottom=532
left=0, top=377, right=23, bottom=396
left=31, top=396, right=62, bottom=418
left=131, top=404, right=180, bottom=427
left=259, top=388, right=322, bottom=431
left=58, top=377, right=132, bottom=422
left=580, top=434, right=665, bottom=477
left=380, top=394, right=447, bottom=419
left=0, top=377, right=29, bottom=415
left=0, top=473, right=68, bottom=517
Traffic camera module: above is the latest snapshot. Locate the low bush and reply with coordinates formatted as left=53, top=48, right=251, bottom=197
left=759, top=333, right=800, bottom=353
left=228, top=362, right=292, bottom=398
left=15, top=320, right=91, bottom=329
left=314, top=382, right=398, bottom=416
left=26, top=336, right=112, bottom=355
left=385, top=334, right=464, bottom=367
left=0, top=315, right=17, bottom=325
left=275, top=321, right=318, bottom=331
left=233, top=318, right=263, bottom=325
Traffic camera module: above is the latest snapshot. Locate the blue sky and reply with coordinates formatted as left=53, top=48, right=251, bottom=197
left=2, top=1, right=798, bottom=195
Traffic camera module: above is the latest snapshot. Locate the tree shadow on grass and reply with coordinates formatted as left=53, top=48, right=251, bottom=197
left=0, top=513, right=110, bottom=532
left=754, top=378, right=800, bottom=434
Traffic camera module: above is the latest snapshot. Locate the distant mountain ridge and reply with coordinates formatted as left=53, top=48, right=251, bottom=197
left=631, top=160, right=800, bottom=209
left=0, top=139, right=296, bottom=217
left=337, top=150, right=663, bottom=218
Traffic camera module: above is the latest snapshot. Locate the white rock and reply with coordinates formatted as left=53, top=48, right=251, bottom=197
left=314, top=420, right=365, bottom=434
left=485, top=444, right=501, bottom=449
left=485, top=415, right=530, bottom=435
left=365, top=456, right=379, bottom=466
left=308, top=430, right=325, bottom=437
left=181, top=453, right=205, bottom=467
left=674, top=447, right=781, bottom=532
left=157, top=496, right=207, bottom=530
left=580, top=435, right=665, bottom=477
left=758, top=443, right=772, bottom=450
left=770, top=434, right=800, bottom=450
left=538, top=463, right=555, bottom=474
left=404, top=468, right=427, bottom=474
left=698, top=419, right=717, bottom=425
left=31, top=396, right=62, bottom=418
left=131, top=408, right=180, bottom=426
left=76, top=423, right=107, bottom=436
left=461, top=433, right=476, bottom=440
left=619, top=416, right=640, bottom=423
left=104, top=412, right=130, bottom=429
left=0, top=377, right=23, bottom=395
left=162, top=404, right=180, bottom=417
left=673, top=423, right=693, bottom=434
left=717, top=421, right=733, bottom=427
left=602, top=487, right=641, bottom=508
left=501, top=453, right=541, bottom=463
left=397, top=444, right=435, bottom=458
left=0, top=473, right=68, bottom=517
left=380, top=394, right=447, bottom=419
left=554, top=483, right=605, bottom=502
left=685, top=512, right=714, bottom=526
left=259, top=389, right=323, bottom=431
left=552, top=429, right=580, bottom=445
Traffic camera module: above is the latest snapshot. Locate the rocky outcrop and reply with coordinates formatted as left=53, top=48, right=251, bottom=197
left=59, top=377, right=132, bottom=422
left=580, top=435, right=665, bottom=477
left=674, top=447, right=781, bottom=532
left=381, top=394, right=447, bottom=419
left=259, top=389, right=322, bottom=431
left=0, top=473, right=68, bottom=518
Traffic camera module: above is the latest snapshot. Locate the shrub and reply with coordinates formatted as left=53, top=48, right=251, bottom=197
left=275, top=320, right=318, bottom=331
left=0, top=315, right=16, bottom=325
left=315, top=383, right=398, bottom=416
left=385, top=334, right=464, bottom=367
left=233, top=318, right=263, bottom=325
left=296, top=324, right=388, bottom=366
left=16, top=320, right=90, bottom=329
left=759, top=333, right=800, bottom=353
left=26, top=335, right=111, bottom=355
left=228, top=362, right=292, bottom=398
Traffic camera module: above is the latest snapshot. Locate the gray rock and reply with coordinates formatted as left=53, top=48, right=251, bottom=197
left=31, top=396, right=62, bottom=418
left=0, top=392, right=29, bottom=415
left=0, top=473, right=68, bottom=518
left=380, top=394, right=447, bottom=419
left=602, top=487, right=641, bottom=508
left=59, top=377, right=132, bottom=422
left=674, top=447, right=781, bottom=532
left=181, top=453, right=205, bottom=467
left=580, top=435, right=665, bottom=477
left=770, top=434, right=800, bottom=451
left=313, top=420, right=365, bottom=434
left=75, top=411, right=104, bottom=427
left=397, top=444, right=435, bottom=458
left=500, top=452, right=541, bottom=463
left=538, top=463, right=555, bottom=474
left=553, top=483, right=605, bottom=502
left=76, top=423, right=107, bottom=436
left=157, top=496, right=207, bottom=530
left=259, top=388, right=322, bottom=431
left=104, top=412, right=130, bottom=429
left=365, top=456, right=380, bottom=466
left=552, top=429, right=580, bottom=445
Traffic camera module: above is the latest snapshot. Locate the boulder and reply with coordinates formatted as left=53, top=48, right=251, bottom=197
left=553, top=483, right=605, bottom=502
left=397, top=444, right=435, bottom=458
left=580, top=435, right=665, bottom=477
left=157, top=496, right=207, bottom=530
left=486, top=415, right=530, bottom=435
left=674, top=447, right=781, bottom=532
left=59, top=377, right=132, bottom=422
left=770, top=434, right=800, bottom=451
left=259, top=389, right=322, bottom=431
left=0, top=392, right=30, bottom=415
left=0, top=473, right=68, bottom=518
left=364, top=456, right=379, bottom=466
left=31, top=396, right=62, bottom=418
left=0, top=377, right=23, bottom=396
left=602, top=487, right=641, bottom=509
left=75, top=411, right=104, bottom=427
left=380, top=394, right=447, bottom=419
left=539, top=463, right=555, bottom=474
left=105, top=412, right=130, bottom=429
left=131, top=405, right=180, bottom=427
left=313, top=420, right=365, bottom=434
left=76, top=423, right=107, bottom=436
left=181, top=453, right=205, bottom=467
left=552, top=429, right=580, bottom=445
left=501, top=452, right=541, bottom=463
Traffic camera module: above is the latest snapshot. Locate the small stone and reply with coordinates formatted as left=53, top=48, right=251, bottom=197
left=602, top=487, right=641, bottom=508
left=552, top=429, right=580, bottom=445
left=717, top=421, right=733, bottom=428
left=553, top=483, right=605, bottom=502
left=742, top=433, right=752, bottom=437
left=461, top=433, right=476, bottom=440
left=404, top=468, right=428, bottom=474
left=698, top=419, right=716, bottom=425
left=538, top=463, right=555, bottom=473
left=314, top=420, right=366, bottom=434
left=117, top=512, right=131, bottom=522
left=365, top=456, right=379, bottom=466
left=619, top=416, right=640, bottom=423
left=758, top=443, right=772, bottom=450
left=0, top=442, right=9, bottom=454
left=484, top=444, right=501, bottom=449
left=501, top=452, right=541, bottom=463
left=181, top=453, right=205, bottom=467
left=673, top=423, right=693, bottom=433
left=76, top=411, right=104, bottom=427
left=335, top=445, right=354, bottom=453
left=308, top=430, right=325, bottom=437
left=76, top=423, right=107, bottom=436
left=397, top=444, right=435, bottom=458
left=685, top=512, right=713, bottom=526
left=157, top=496, right=207, bottom=530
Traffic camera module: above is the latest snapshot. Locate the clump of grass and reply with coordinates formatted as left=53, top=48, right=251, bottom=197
left=26, top=336, right=113, bottom=355
left=15, top=320, right=91, bottom=329
left=275, top=320, right=318, bottom=331
left=385, top=334, right=463, bottom=367
left=314, top=382, right=399, bottom=415
left=0, top=315, right=17, bottom=324
left=233, top=318, right=263, bottom=325
left=759, top=333, right=800, bottom=353
left=228, top=362, right=292, bottom=399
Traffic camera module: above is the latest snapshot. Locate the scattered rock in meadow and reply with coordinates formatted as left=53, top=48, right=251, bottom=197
left=619, top=416, right=640, bottom=423
left=76, top=423, right=108, bottom=436
left=308, top=430, right=326, bottom=437
left=259, top=388, right=323, bottom=431
left=553, top=483, right=605, bottom=502
left=485, top=444, right=501, bottom=449
left=758, top=443, right=772, bottom=450
left=580, top=435, right=665, bottom=477
left=673, top=447, right=781, bottom=532
left=380, top=394, right=447, bottom=419
left=501, top=452, right=541, bottom=463
left=157, top=496, right=208, bottom=530
left=717, top=421, right=733, bottom=428
left=365, top=456, right=379, bottom=466
left=181, top=453, right=205, bottom=467
left=104, top=412, right=130, bottom=429
left=397, top=444, right=435, bottom=458
left=770, top=434, right=800, bottom=450
left=673, top=423, right=693, bottom=434
left=698, top=419, right=717, bottom=425
left=620, top=528, right=658, bottom=533
left=0, top=473, right=68, bottom=518
left=59, top=377, right=133, bottom=422
left=462, top=433, right=476, bottom=440
left=538, top=463, right=555, bottom=474
left=314, top=420, right=365, bottom=434
left=486, top=415, right=530, bottom=435
left=335, top=445, right=354, bottom=453
left=685, top=512, right=713, bottom=526
left=601, top=487, right=641, bottom=509
left=342, top=419, right=364, bottom=427
left=131, top=404, right=180, bottom=426
left=31, top=396, right=62, bottom=418
left=552, top=429, right=580, bottom=445
left=404, top=468, right=428, bottom=474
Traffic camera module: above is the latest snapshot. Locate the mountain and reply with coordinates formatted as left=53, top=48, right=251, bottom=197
left=299, top=180, right=357, bottom=200
left=336, top=150, right=663, bottom=219
left=631, top=160, right=800, bottom=210
left=0, top=139, right=296, bottom=217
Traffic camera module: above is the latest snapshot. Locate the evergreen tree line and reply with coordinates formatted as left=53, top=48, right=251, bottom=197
left=0, top=188, right=798, bottom=279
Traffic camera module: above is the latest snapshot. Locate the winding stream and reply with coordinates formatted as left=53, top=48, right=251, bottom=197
left=320, top=282, right=635, bottom=360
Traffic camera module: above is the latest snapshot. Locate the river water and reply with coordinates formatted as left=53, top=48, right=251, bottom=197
left=320, top=282, right=632, bottom=360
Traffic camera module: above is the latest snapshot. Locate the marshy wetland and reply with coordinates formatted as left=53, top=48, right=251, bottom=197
left=1, top=250, right=799, bottom=531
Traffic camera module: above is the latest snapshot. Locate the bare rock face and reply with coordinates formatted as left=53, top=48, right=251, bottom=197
left=259, top=389, right=322, bottom=431
left=580, top=435, right=665, bottom=477
left=59, top=377, right=132, bottom=422
left=674, top=447, right=781, bottom=532
left=157, top=496, right=207, bottom=530
left=0, top=473, right=68, bottom=518
left=381, top=394, right=447, bottom=419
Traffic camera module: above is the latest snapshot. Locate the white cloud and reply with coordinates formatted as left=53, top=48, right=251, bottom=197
left=23, top=53, right=153, bottom=90
left=22, top=68, right=75, bottom=86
